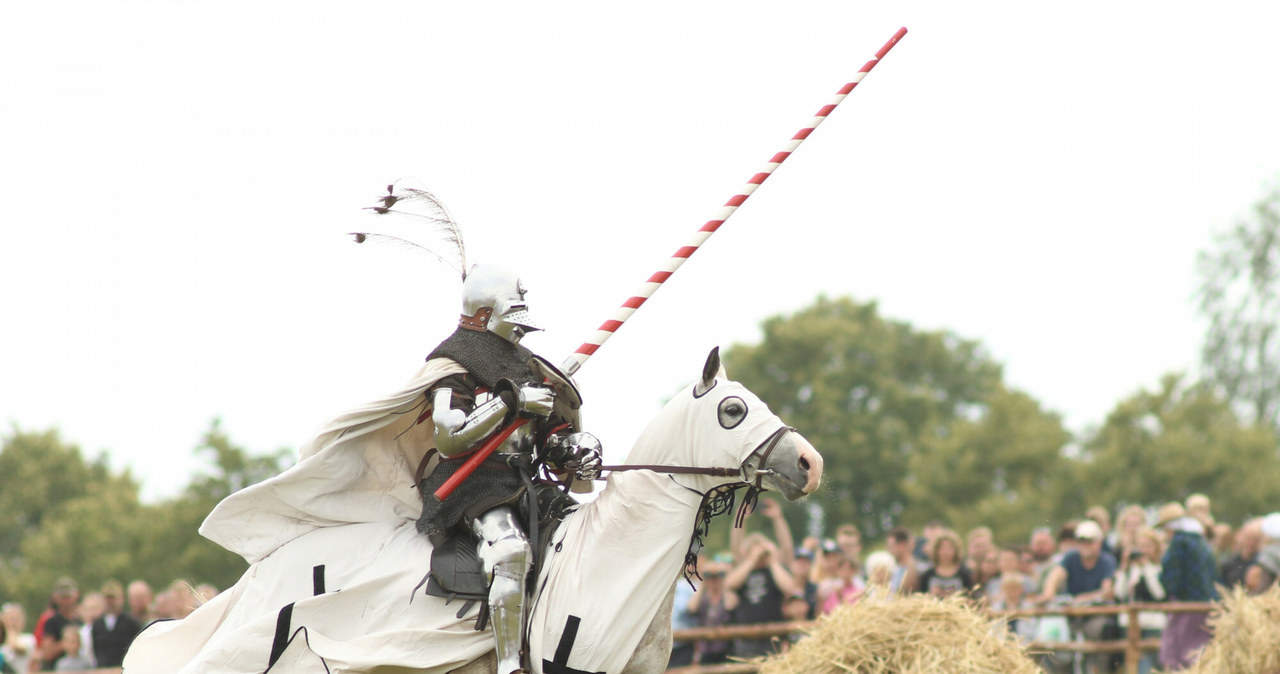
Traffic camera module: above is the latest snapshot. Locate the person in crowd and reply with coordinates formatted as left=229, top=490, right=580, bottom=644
left=1184, top=494, right=1215, bottom=541
left=1245, top=513, right=1280, bottom=594
left=31, top=598, right=55, bottom=667
left=965, top=527, right=995, bottom=572
left=812, top=538, right=841, bottom=587
left=1219, top=518, right=1262, bottom=588
left=687, top=560, right=736, bottom=666
left=126, top=580, right=154, bottom=625
left=39, top=578, right=82, bottom=671
left=1085, top=506, right=1116, bottom=559
left=194, top=584, right=219, bottom=604
left=1, top=603, right=36, bottom=674
left=834, top=524, right=862, bottom=569
left=1028, top=527, right=1058, bottom=592
left=862, top=551, right=896, bottom=602
left=1055, top=521, right=1081, bottom=561
left=1113, top=505, right=1147, bottom=559
left=991, top=571, right=1037, bottom=644
left=726, top=532, right=795, bottom=658
left=1035, top=520, right=1116, bottom=674
left=885, top=526, right=922, bottom=594
left=914, top=520, right=947, bottom=563
left=1114, top=527, right=1167, bottom=674
left=51, top=627, right=90, bottom=672
left=985, top=546, right=1035, bottom=603
left=74, top=592, right=103, bottom=666
left=779, top=593, right=812, bottom=652
left=790, top=541, right=819, bottom=618
left=1157, top=502, right=1218, bottom=671
left=819, top=554, right=864, bottom=614
left=735, top=499, right=796, bottom=569
left=973, top=552, right=1000, bottom=602
left=917, top=529, right=974, bottom=599
left=154, top=581, right=200, bottom=620
left=1210, top=523, right=1234, bottom=566
left=91, top=580, right=142, bottom=668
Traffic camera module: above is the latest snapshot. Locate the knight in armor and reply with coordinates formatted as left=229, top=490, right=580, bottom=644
left=416, top=263, right=602, bottom=674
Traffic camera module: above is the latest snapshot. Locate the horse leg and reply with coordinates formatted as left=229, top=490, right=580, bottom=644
left=621, top=582, right=676, bottom=674
left=449, top=651, right=497, bottom=674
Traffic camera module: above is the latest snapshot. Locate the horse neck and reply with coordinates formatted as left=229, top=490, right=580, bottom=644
left=569, top=467, right=710, bottom=589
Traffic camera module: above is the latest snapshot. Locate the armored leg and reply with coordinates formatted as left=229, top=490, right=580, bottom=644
left=473, top=506, right=532, bottom=674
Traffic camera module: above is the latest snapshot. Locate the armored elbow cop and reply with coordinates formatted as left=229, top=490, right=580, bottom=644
left=432, top=389, right=512, bottom=457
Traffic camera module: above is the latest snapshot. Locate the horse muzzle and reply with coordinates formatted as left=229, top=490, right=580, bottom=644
left=757, top=431, right=823, bottom=500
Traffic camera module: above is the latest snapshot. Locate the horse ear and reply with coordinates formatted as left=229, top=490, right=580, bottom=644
left=694, top=347, right=720, bottom=398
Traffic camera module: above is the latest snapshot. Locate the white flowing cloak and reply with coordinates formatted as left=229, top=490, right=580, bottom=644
left=124, top=359, right=501, bottom=674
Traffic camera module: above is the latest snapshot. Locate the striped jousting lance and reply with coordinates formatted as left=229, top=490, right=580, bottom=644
left=559, top=26, right=908, bottom=376
left=436, top=27, right=907, bottom=500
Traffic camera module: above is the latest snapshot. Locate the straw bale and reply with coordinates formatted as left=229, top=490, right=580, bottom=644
left=756, top=595, right=1039, bottom=674
left=1183, top=584, right=1280, bottom=674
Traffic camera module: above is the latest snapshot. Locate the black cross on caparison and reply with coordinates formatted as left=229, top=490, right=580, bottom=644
left=542, top=615, right=604, bottom=674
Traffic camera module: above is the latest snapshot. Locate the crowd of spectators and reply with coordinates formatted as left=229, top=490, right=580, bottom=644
left=4, top=493, right=1278, bottom=673
left=0, top=578, right=217, bottom=672
left=668, top=494, right=1280, bottom=673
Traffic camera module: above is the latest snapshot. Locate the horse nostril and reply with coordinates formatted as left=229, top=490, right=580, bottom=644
left=798, top=457, right=810, bottom=471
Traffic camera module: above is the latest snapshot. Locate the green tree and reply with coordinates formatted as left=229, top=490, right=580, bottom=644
left=132, top=419, right=293, bottom=593
left=0, top=422, right=292, bottom=618
left=1079, top=373, right=1280, bottom=524
left=724, top=296, right=1004, bottom=539
left=1197, top=182, right=1280, bottom=431
left=905, top=385, right=1074, bottom=543
left=0, top=428, right=142, bottom=618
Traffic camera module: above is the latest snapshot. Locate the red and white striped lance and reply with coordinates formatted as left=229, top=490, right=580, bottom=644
left=560, top=27, right=908, bottom=376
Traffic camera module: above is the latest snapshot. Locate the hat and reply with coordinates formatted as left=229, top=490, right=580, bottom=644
left=1262, top=512, right=1280, bottom=540
left=1074, top=520, right=1103, bottom=541
left=1156, top=502, right=1187, bottom=528
left=52, top=578, right=78, bottom=596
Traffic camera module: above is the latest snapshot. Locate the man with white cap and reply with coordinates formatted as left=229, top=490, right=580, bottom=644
left=1156, top=501, right=1217, bottom=671
left=1246, top=512, right=1280, bottom=592
left=1035, top=519, right=1117, bottom=673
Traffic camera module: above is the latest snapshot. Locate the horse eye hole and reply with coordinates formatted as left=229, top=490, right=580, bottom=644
left=718, top=396, right=748, bottom=429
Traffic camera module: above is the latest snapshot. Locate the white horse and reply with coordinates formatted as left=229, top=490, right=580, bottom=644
left=123, top=348, right=822, bottom=674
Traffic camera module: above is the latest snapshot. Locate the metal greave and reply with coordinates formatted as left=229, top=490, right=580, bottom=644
left=473, top=507, right=532, bottom=674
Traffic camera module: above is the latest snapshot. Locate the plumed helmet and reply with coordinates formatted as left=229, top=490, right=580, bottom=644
left=459, top=263, right=541, bottom=343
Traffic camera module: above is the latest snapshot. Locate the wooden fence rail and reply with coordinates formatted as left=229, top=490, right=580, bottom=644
left=668, top=601, right=1216, bottom=674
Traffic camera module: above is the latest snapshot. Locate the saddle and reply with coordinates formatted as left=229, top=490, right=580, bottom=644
left=423, top=483, right=577, bottom=629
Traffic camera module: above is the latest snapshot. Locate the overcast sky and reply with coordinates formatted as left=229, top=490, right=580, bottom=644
left=3, top=0, right=1278, bottom=502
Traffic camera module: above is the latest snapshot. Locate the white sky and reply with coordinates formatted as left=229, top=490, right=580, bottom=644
left=2, top=0, right=1278, bottom=502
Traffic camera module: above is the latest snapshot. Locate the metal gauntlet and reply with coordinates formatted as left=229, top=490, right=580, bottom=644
left=543, top=432, right=603, bottom=481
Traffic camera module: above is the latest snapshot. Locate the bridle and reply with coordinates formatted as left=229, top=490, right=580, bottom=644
left=597, top=424, right=796, bottom=491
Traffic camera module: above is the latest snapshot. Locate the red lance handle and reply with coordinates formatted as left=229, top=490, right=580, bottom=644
left=434, top=27, right=908, bottom=500
left=432, top=418, right=531, bottom=501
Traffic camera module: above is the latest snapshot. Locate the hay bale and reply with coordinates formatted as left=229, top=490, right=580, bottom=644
left=756, top=595, right=1039, bottom=674
left=1184, top=584, right=1280, bottom=674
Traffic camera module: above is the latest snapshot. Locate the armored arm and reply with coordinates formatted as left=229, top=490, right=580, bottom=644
left=432, top=380, right=555, bottom=458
